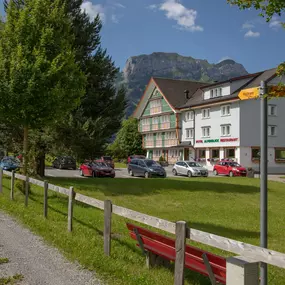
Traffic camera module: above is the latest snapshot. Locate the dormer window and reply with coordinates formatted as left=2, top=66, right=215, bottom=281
left=210, top=90, right=214, bottom=98
left=209, top=87, right=223, bottom=99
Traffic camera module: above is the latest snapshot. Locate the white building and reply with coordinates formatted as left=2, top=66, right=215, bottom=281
left=179, top=68, right=285, bottom=174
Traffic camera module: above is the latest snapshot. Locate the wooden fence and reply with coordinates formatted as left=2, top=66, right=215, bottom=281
left=1, top=168, right=285, bottom=285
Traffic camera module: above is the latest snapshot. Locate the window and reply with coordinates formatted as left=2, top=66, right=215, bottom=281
left=221, top=124, right=231, bottom=136
left=152, top=117, right=159, bottom=124
left=170, top=149, right=178, bottom=157
left=225, top=148, right=235, bottom=158
left=251, top=148, right=260, bottom=161
left=185, top=111, right=194, bottom=121
left=150, top=99, right=161, bottom=108
left=198, top=149, right=206, bottom=158
left=221, top=105, right=231, bottom=116
left=142, top=118, right=149, bottom=125
left=156, top=133, right=162, bottom=140
left=210, top=90, right=214, bottom=98
left=186, top=128, right=194, bottom=139
left=219, top=88, right=223, bottom=96
left=268, top=125, right=277, bottom=136
left=202, top=127, right=210, bottom=138
left=146, top=133, right=153, bottom=141
left=155, top=150, right=161, bottom=157
left=275, top=148, right=285, bottom=162
left=268, top=105, right=277, bottom=116
left=161, top=115, right=170, bottom=123
left=202, top=108, right=210, bottom=119
left=211, top=149, right=220, bottom=159
left=165, top=132, right=176, bottom=139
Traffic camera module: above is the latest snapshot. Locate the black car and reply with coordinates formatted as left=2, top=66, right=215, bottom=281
left=128, top=159, right=166, bottom=178
left=52, top=156, right=76, bottom=170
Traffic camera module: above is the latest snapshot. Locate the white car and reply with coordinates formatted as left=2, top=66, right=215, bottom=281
left=172, top=161, right=208, bottom=177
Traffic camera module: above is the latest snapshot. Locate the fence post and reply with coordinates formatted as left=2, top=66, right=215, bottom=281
left=0, top=167, right=3, bottom=193
left=68, top=186, right=74, bottom=232
left=10, top=170, right=15, bottom=200
left=43, top=181, right=48, bottom=218
left=104, top=200, right=112, bottom=256
left=25, top=176, right=29, bottom=207
left=174, top=221, right=187, bottom=285
left=226, top=256, right=259, bottom=285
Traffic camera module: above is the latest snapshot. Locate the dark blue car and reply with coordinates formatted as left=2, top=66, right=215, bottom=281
left=0, top=157, right=20, bottom=171
left=128, top=159, right=166, bottom=178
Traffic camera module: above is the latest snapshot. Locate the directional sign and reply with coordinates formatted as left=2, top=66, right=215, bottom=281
left=238, top=87, right=259, bottom=100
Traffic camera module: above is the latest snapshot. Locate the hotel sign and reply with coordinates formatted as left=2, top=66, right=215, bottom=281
left=196, top=138, right=238, bottom=143
left=238, top=87, right=259, bottom=100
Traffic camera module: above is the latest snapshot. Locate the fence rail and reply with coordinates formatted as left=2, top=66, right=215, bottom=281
left=1, top=169, right=285, bottom=284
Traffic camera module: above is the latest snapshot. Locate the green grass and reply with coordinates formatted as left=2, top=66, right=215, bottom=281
left=0, top=258, right=9, bottom=264
left=0, top=274, right=24, bottom=285
left=0, top=177, right=285, bottom=285
left=115, top=162, right=127, bottom=168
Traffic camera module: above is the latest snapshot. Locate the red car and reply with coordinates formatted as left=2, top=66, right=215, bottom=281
left=213, top=160, right=247, bottom=177
left=80, top=161, right=115, bottom=178
left=101, top=156, right=115, bottom=169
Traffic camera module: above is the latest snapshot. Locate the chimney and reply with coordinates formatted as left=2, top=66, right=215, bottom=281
left=184, top=89, right=190, bottom=100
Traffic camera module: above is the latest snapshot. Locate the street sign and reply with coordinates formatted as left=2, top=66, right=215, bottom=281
left=238, top=87, right=259, bottom=100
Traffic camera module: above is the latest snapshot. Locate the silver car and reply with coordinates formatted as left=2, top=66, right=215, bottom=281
left=172, top=161, right=208, bottom=177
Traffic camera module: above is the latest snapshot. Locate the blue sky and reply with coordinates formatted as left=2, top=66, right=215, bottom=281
left=1, top=0, right=284, bottom=73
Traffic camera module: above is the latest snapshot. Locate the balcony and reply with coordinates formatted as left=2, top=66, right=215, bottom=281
left=142, top=125, right=150, bottom=132
left=156, top=139, right=163, bottom=147
left=150, top=106, right=162, bottom=115
left=145, top=141, right=154, bottom=147
left=152, top=123, right=159, bottom=131
left=165, top=139, right=177, bottom=147
left=160, top=122, right=170, bottom=129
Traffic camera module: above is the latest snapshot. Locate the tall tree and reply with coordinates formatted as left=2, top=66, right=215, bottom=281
left=108, top=118, right=145, bottom=159
left=0, top=0, right=86, bottom=175
left=228, top=0, right=285, bottom=75
left=3, top=0, right=127, bottom=171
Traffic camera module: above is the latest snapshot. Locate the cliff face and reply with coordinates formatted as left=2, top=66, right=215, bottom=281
left=118, top=52, right=248, bottom=116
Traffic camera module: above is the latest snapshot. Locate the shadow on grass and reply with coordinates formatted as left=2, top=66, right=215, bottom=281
left=46, top=177, right=260, bottom=197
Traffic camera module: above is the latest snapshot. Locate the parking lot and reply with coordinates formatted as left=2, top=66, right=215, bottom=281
left=45, top=166, right=215, bottom=179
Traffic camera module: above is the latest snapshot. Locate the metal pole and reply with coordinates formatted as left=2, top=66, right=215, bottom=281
left=260, top=80, right=268, bottom=285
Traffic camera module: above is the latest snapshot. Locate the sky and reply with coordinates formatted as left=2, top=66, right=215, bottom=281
left=1, top=0, right=284, bottom=73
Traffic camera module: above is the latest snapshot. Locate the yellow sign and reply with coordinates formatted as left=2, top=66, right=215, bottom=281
left=238, top=87, right=259, bottom=100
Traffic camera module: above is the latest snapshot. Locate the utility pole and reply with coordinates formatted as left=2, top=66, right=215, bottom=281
left=260, top=80, right=268, bottom=285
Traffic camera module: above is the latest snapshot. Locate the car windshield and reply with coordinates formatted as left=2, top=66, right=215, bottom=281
left=229, top=162, right=241, bottom=167
left=103, top=156, right=112, bottom=160
left=186, top=162, right=201, bottom=167
left=94, top=162, right=108, bottom=167
left=145, top=160, right=160, bottom=167
left=2, top=158, right=19, bottom=164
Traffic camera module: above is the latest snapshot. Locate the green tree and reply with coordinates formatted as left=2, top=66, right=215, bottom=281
left=228, top=0, right=285, bottom=75
left=108, top=118, right=145, bottom=159
left=0, top=0, right=86, bottom=175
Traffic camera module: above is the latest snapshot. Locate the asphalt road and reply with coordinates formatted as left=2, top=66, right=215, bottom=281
left=45, top=167, right=214, bottom=179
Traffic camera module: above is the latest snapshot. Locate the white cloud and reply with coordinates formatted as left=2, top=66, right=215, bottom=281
left=218, top=56, right=232, bottom=63
left=147, top=4, right=157, bottom=10
left=269, top=15, right=282, bottom=29
left=111, top=14, right=119, bottom=23
left=244, top=30, right=260, bottom=38
left=242, top=22, right=255, bottom=29
left=113, top=3, right=126, bottom=9
left=149, top=0, right=203, bottom=32
left=81, top=1, right=106, bottom=23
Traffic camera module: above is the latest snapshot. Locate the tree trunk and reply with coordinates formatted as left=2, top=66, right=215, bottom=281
left=36, top=152, right=45, bottom=177
left=23, top=126, right=29, bottom=175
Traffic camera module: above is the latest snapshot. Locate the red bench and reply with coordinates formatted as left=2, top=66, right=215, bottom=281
left=126, top=223, right=226, bottom=284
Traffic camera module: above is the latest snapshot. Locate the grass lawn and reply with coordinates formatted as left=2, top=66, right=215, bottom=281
left=0, top=177, right=285, bottom=285
left=115, top=162, right=127, bottom=168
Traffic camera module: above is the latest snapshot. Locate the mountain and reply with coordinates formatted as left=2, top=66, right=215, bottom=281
left=117, top=52, right=248, bottom=116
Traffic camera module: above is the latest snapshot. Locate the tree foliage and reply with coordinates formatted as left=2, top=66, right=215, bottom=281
left=108, top=118, right=145, bottom=159
left=228, top=0, right=285, bottom=75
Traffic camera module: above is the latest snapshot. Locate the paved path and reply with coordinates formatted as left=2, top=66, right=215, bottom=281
left=0, top=211, right=101, bottom=285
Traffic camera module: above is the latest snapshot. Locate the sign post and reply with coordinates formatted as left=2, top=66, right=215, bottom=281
left=260, top=81, right=268, bottom=285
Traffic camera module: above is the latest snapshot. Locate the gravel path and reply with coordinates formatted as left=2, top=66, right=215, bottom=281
left=0, top=211, right=101, bottom=285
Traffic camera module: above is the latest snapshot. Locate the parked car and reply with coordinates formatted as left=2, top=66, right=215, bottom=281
left=128, top=159, right=166, bottom=178
left=52, top=156, right=76, bottom=170
left=127, top=155, right=146, bottom=164
left=213, top=160, right=247, bottom=177
left=80, top=161, right=115, bottom=178
left=172, top=161, right=208, bottom=177
left=101, top=156, right=115, bottom=169
left=0, top=157, right=20, bottom=171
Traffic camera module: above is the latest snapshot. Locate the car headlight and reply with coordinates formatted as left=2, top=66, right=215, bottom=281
left=232, top=168, right=238, bottom=171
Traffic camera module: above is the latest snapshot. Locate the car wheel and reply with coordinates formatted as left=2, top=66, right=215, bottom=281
left=144, top=172, right=150, bottom=179
left=129, top=169, right=134, bottom=176
left=59, top=164, right=63, bottom=170
left=187, top=171, right=192, bottom=178
left=229, top=171, right=234, bottom=177
left=73, top=167, right=76, bottom=170
left=213, top=169, right=218, bottom=176
left=80, top=169, right=84, bottom=177
left=172, top=169, right=177, bottom=176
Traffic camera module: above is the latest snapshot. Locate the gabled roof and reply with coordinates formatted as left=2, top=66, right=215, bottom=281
left=132, top=77, right=209, bottom=118
left=152, top=77, right=209, bottom=108
left=178, top=68, right=277, bottom=109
